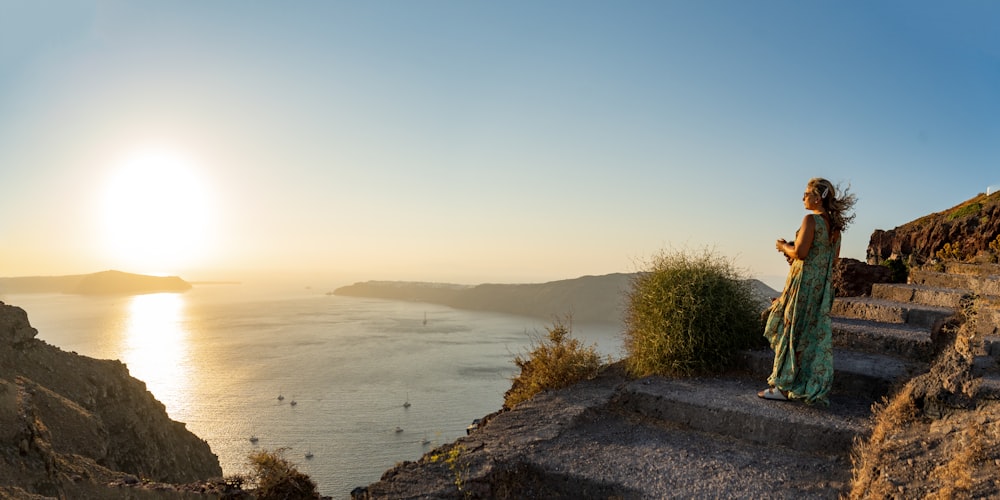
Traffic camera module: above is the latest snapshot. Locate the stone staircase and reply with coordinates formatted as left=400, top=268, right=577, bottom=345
left=614, top=262, right=1000, bottom=461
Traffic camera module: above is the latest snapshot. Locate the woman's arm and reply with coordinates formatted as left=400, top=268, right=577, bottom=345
left=776, top=214, right=815, bottom=261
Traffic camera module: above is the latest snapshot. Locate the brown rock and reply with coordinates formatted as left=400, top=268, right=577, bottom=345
left=0, top=302, right=38, bottom=346
left=833, top=258, right=893, bottom=297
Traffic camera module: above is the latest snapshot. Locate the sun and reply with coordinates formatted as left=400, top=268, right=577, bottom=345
left=101, top=148, right=214, bottom=275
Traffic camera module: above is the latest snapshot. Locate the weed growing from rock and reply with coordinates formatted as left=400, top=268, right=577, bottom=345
left=623, top=248, right=765, bottom=377
left=430, top=444, right=470, bottom=496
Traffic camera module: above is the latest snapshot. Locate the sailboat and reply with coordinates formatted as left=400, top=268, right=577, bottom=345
left=403, top=392, right=411, bottom=408
left=304, top=451, right=314, bottom=459
left=422, top=312, right=427, bottom=326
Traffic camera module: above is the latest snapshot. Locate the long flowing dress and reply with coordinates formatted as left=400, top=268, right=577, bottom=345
left=764, top=214, right=838, bottom=405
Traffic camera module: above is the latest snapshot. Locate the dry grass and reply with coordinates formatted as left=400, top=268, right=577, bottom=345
left=504, top=317, right=604, bottom=409
left=847, top=384, right=919, bottom=499
left=926, top=425, right=985, bottom=499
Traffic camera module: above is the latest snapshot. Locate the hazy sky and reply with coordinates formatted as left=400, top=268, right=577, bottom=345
left=1, top=1, right=998, bottom=289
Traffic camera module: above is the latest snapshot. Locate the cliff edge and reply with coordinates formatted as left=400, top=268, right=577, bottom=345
left=0, top=302, right=223, bottom=498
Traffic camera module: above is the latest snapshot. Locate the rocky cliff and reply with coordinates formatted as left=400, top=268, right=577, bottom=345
left=0, top=302, right=222, bottom=498
left=868, top=191, right=1000, bottom=265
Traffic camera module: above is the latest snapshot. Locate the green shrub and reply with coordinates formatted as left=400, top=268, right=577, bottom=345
left=623, top=248, right=765, bottom=377
left=881, top=258, right=909, bottom=283
left=948, top=202, right=981, bottom=220
left=245, top=448, right=319, bottom=499
left=504, top=317, right=604, bottom=409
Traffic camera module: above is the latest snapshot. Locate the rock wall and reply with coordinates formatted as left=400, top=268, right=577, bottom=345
left=0, top=302, right=222, bottom=498
left=867, top=191, right=1000, bottom=266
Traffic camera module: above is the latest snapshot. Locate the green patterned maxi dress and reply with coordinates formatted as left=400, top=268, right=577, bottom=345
left=764, top=214, right=838, bottom=405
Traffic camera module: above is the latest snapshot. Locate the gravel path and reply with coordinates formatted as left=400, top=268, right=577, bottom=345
left=353, top=367, right=857, bottom=499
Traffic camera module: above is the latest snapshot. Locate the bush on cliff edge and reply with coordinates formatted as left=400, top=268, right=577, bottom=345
left=623, top=248, right=765, bottom=377
left=504, top=317, right=603, bottom=409
left=243, top=448, right=319, bottom=499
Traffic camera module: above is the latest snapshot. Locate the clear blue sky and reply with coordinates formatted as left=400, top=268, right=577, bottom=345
left=1, top=1, right=998, bottom=290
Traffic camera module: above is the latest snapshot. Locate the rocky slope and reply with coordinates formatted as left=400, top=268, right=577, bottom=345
left=868, top=190, right=1000, bottom=266
left=0, top=302, right=222, bottom=498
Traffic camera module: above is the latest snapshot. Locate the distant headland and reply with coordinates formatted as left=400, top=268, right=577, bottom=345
left=0, top=270, right=192, bottom=295
left=333, top=274, right=779, bottom=324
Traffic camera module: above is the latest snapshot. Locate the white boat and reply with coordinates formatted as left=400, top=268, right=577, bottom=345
left=394, top=426, right=403, bottom=433
left=305, top=451, right=314, bottom=459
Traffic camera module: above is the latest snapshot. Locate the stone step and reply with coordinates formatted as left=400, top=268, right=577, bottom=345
left=739, top=348, right=924, bottom=400
left=941, top=261, right=1000, bottom=278
left=982, top=335, right=1000, bottom=359
left=910, top=269, right=1000, bottom=296
left=832, top=296, right=954, bottom=330
left=613, top=375, right=872, bottom=455
left=872, top=282, right=968, bottom=309
left=832, top=317, right=936, bottom=362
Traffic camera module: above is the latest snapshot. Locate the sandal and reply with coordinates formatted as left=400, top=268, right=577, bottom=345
left=757, top=387, right=789, bottom=401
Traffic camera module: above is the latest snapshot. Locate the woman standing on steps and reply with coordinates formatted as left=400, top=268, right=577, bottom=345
left=759, top=178, right=856, bottom=405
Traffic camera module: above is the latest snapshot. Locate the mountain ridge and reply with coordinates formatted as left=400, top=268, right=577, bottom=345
left=334, top=273, right=779, bottom=324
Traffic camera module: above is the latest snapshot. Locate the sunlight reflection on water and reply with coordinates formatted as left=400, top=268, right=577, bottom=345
left=120, top=293, right=192, bottom=414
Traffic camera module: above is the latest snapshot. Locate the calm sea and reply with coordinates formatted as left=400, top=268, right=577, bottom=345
left=3, top=283, right=622, bottom=498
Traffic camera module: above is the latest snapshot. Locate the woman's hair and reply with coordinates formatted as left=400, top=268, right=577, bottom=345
left=808, top=177, right=856, bottom=233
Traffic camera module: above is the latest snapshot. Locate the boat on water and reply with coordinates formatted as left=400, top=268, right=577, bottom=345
left=421, top=436, right=431, bottom=445
left=249, top=435, right=259, bottom=444
left=403, top=392, right=411, bottom=408
left=394, top=426, right=403, bottom=433
left=290, top=399, right=297, bottom=406
left=305, top=451, right=314, bottom=459
left=277, top=394, right=284, bottom=401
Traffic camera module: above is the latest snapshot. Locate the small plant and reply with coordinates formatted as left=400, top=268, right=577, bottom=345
left=989, top=235, right=1000, bottom=263
left=880, top=258, right=909, bottom=283
left=504, top=317, right=603, bottom=408
left=623, top=248, right=765, bottom=377
left=430, top=444, right=470, bottom=495
left=935, top=242, right=964, bottom=262
left=245, top=448, right=319, bottom=499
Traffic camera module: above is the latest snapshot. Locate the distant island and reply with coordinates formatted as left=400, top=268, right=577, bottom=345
left=334, top=274, right=779, bottom=324
left=0, top=270, right=192, bottom=295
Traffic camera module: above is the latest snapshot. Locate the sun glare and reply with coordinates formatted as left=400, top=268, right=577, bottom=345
left=101, top=148, right=214, bottom=274
left=121, top=292, right=190, bottom=416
